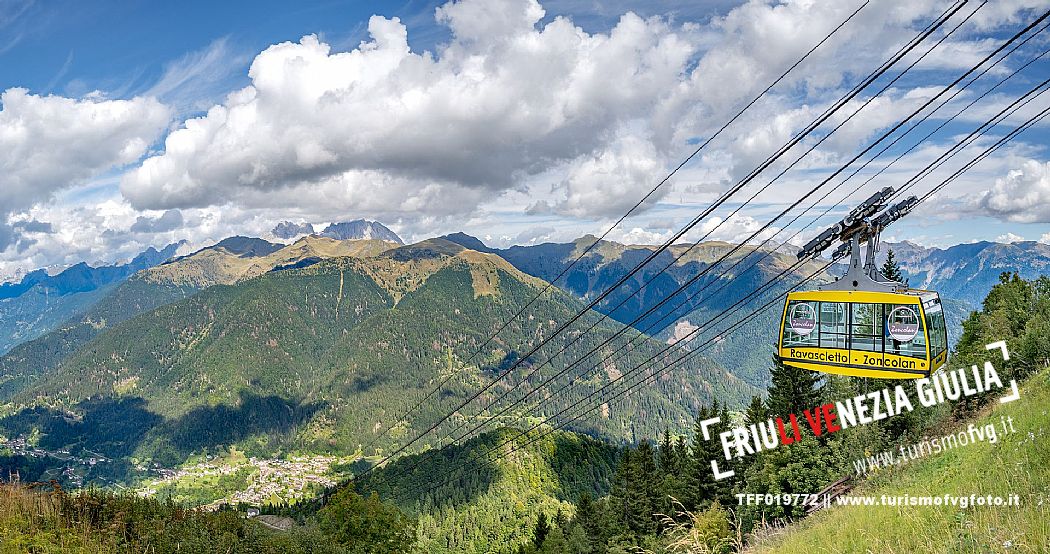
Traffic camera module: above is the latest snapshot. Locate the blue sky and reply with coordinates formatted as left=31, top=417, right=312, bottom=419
left=0, top=0, right=740, bottom=105
left=1, top=0, right=1050, bottom=279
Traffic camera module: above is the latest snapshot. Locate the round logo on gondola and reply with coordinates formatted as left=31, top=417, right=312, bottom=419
left=789, top=303, right=817, bottom=335
left=887, top=306, right=920, bottom=342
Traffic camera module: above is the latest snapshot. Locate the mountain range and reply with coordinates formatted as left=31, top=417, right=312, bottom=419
left=0, top=243, right=183, bottom=356
left=1, top=223, right=1048, bottom=490
left=442, top=233, right=833, bottom=386
left=270, top=219, right=404, bottom=244
left=880, top=240, right=1050, bottom=306
left=0, top=235, right=754, bottom=486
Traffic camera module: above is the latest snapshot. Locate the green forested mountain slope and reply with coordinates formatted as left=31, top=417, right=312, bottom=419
left=3, top=239, right=756, bottom=474
left=443, top=234, right=834, bottom=387
left=0, top=277, right=198, bottom=400
left=353, top=428, right=620, bottom=554
left=0, top=236, right=399, bottom=403
left=0, top=243, right=182, bottom=356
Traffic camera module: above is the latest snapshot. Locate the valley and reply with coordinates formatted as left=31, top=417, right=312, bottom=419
left=137, top=449, right=356, bottom=508
left=0, top=227, right=1047, bottom=553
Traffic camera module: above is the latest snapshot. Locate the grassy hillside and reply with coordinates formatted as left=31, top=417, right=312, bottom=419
left=0, top=483, right=378, bottom=553
left=750, top=367, right=1050, bottom=554
left=141, top=235, right=397, bottom=287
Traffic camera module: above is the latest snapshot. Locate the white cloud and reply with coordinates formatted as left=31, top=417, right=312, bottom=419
left=0, top=88, right=170, bottom=249
left=143, top=37, right=249, bottom=116
left=530, top=133, right=665, bottom=217
left=0, top=194, right=283, bottom=281
left=120, top=4, right=700, bottom=217
left=608, top=212, right=781, bottom=246
left=977, top=160, right=1050, bottom=223
left=617, top=226, right=668, bottom=245
left=996, top=232, right=1025, bottom=243
left=5, top=0, right=1050, bottom=277
left=122, top=0, right=981, bottom=222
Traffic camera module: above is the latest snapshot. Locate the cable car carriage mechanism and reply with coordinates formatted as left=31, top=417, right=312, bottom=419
left=776, top=187, right=948, bottom=379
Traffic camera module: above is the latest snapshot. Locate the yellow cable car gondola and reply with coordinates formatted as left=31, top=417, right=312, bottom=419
left=775, top=189, right=948, bottom=379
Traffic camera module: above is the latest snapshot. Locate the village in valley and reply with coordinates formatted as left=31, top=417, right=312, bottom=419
left=135, top=449, right=358, bottom=508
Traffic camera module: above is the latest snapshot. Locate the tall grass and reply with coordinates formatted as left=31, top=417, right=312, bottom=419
left=0, top=484, right=106, bottom=553
left=748, top=368, right=1050, bottom=554
left=0, top=483, right=335, bottom=553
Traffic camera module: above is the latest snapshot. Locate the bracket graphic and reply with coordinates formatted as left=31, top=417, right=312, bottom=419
left=986, top=341, right=1020, bottom=404
left=700, top=416, right=736, bottom=480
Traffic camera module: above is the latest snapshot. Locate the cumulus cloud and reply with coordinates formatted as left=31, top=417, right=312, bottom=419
left=0, top=194, right=285, bottom=281
left=608, top=212, right=781, bottom=246
left=529, top=133, right=665, bottom=217
left=5, top=0, right=1049, bottom=277
left=122, top=0, right=965, bottom=222
left=120, top=2, right=700, bottom=216
left=0, top=88, right=170, bottom=248
left=129, top=209, right=185, bottom=233
left=977, top=160, right=1050, bottom=223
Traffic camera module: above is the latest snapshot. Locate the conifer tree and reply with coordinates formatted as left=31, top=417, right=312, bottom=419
left=745, top=395, right=767, bottom=424
left=533, top=512, right=551, bottom=548
left=714, top=402, right=737, bottom=506
left=766, top=355, right=821, bottom=418
left=658, top=429, right=677, bottom=474
left=656, top=429, right=683, bottom=522
left=634, top=441, right=660, bottom=534
left=687, top=404, right=721, bottom=510
left=538, top=526, right=568, bottom=553
left=565, top=524, right=592, bottom=554
left=881, top=249, right=907, bottom=284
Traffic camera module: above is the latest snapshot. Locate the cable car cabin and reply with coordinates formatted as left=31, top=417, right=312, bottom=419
left=777, top=187, right=946, bottom=378
left=777, top=289, right=948, bottom=379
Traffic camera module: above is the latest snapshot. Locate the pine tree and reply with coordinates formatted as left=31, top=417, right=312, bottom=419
left=656, top=429, right=683, bottom=522
left=687, top=404, right=721, bottom=510
left=538, top=526, right=568, bottom=553
left=881, top=249, right=907, bottom=285
left=575, top=492, right=601, bottom=547
left=534, top=512, right=551, bottom=548
left=714, top=402, right=737, bottom=506
left=634, top=441, right=660, bottom=534
left=610, top=447, right=640, bottom=532
left=766, top=354, right=821, bottom=418
left=745, top=395, right=767, bottom=424
left=565, top=524, right=592, bottom=554
left=658, top=429, right=678, bottom=475
left=554, top=509, right=568, bottom=530
left=674, top=435, right=690, bottom=472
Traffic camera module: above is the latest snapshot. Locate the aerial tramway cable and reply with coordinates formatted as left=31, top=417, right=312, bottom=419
left=432, top=0, right=985, bottom=448
left=352, top=0, right=972, bottom=482
left=386, top=16, right=1050, bottom=501
left=356, top=0, right=874, bottom=457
